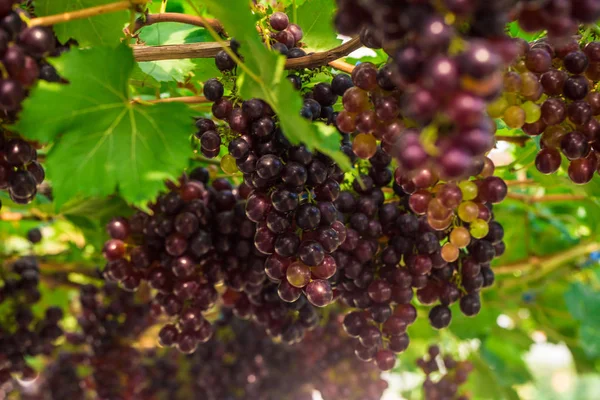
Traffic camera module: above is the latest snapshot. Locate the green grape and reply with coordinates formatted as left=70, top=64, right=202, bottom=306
left=457, top=201, right=479, bottom=223
left=521, top=101, right=541, bottom=124
left=220, top=154, right=238, bottom=175
left=458, top=181, right=478, bottom=201
left=469, top=219, right=489, bottom=239
left=286, top=261, right=311, bottom=288
left=487, top=96, right=509, bottom=118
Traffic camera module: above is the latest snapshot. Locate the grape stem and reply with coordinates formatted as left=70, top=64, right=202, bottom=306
left=128, top=12, right=225, bottom=34
left=131, top=36, right=363, bottom=71
left=493, top=241, right=600, bottom=275
left=136, top=96, right=210, bottom=104
left=506, top=192, right=588, bottom=203
left=29, top=0, right=149, bottom=27
left=495, top=135, right=531, bottom=146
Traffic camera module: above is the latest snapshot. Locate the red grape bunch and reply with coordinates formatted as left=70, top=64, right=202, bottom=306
left=491, top=37, right=600, bottom=184
left=334, top=1, right=522, bottom=181
left=0, top=256, right=64, bottom=394
left=336, top=159, right=503, bottom=371
left=417, top=345, right=474, bottom=400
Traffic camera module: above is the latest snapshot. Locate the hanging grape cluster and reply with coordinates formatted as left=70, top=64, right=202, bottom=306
left=0, top=257, right=64, bottom=396
left=417, top=345, right=474, bottom=400
left=0, top=2, right=67, bottom=208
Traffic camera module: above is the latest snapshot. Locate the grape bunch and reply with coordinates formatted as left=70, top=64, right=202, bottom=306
left=103, top=168, right=274, bottom=354
left=0, top=3, right=69, bottom=208
left=515, top=0, right=600, bottom=42
left=0, top=130, right=45, bottom=206
left=336, top=160, right=503, bottom=371
left=417, top=345, right=473, bottom=400
left=200, top=78, right=347, bottom=309
left=0, top=256, right=64, bottom=395
left=0, top=3, right=59, bottom=116
left=490, top=37, right=600, bottom=184
left=214, top=10, right=305, bottom=72
left=334, top=1, right=522, bottom=180
left=59, top=283, right=153, bottom=400
left=29, top=311, right=386, bottom=400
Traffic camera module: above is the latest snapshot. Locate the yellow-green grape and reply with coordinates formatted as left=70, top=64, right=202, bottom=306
left=458, top=181, right=478, bottom=201
left=352, top=133, right=377, bottom=159
left=520, top=72, right=540, bottom=97
left=469, top=218, right=489, bottom=239
left=449, top=226, right=471, bottom=248
left=441, top=242, right=460, bottom=262
left=503, top=105, right=526, bottom=129
left=487, top=96, right=509, bottom=118
left=457, top=201, right=479, bottom=223
left=521, top=101, right=541, bottom=123
left=286, top=261, right=311, bottom=288
left=220, top=154, right=238, bottom=175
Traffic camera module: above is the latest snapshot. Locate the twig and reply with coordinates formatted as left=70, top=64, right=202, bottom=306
left=30, top=0, right=148, bottom=27
left=507, top=192, right=588, bottom=203
left=132, top=42, right=227, bottom=61
left=494, top=241, right=600, bottom=275
left=495, top=135, right=531, bottom=146
left=328, top=59, right=355, bottom=73
left=131, top=12, right=225, bottom=34
left=131, top=37, right=363, bottom=71
left=505, top=179, right=537, bottom=186
left=143, top=96, right=209, bottom=104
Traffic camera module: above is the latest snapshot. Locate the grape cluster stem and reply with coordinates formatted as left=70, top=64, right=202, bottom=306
left=29, top=0, right=150, bottom=27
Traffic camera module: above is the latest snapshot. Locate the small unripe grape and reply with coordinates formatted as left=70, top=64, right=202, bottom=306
left=458, top=181, right=477, bottom=200
left=352, top=133, right=377, bottom=159
left=521, top=101, right=541, bottom=124
left=441, top=242, right=459, bottom=262
left=458, top=201, right=479, bottom=223
left=487, top=96, right=508, bottom=118
left=503, top=105, right=526, bottom=129
left=449, top=226, right=471, bottom=248
left=220, top=154, right=238, bottom=175
left=469, top=218, right=489, bottom=239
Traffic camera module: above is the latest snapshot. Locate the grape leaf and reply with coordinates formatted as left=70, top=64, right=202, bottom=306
left=203, top=0, right=351, bottom=171
left=292, top=0, right=342, bottom=51
left=137, top=23, right=219, bottom=82
left=481, top=335, right=533, bottom=386
left=13, top=45, right=195, bottom=206
left=36, top=0, right=129, bottom=46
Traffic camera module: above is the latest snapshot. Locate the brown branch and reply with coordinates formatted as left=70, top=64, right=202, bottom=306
left=131, top=37, right=363, bottom=71
left=328, top=59, right=355, bottom=73
left=30, top=0, right=148, bottom=27
left=494, top=242, right=600, bottom=280
left=131, top=12, right=224, bottom=34
left=285, top=37, right=362, bottom=70
left=505, top=179, right=537, bottom=187
left=507, top=192, right=588, bottom=203
left=144, top=96, right=209, bottom=104
left=132, top=42, right=227, bottom=61
left=495, top=135, right=531, bottom=146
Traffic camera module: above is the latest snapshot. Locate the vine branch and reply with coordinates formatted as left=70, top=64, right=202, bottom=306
left=30, top=0, right=149, bottom=27
left=131, top=13, right=225, bottom=34
left=131, top=37, right=362, bottom=70
left=507, top=192, right=588, bottom=203
left=494, top=241, right=600, bottom=275
left=495, top=135, right=531, bottom=146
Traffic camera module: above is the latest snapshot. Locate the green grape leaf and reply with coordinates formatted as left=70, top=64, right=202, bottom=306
left=137, top=22, right=219, bottom=82
left=203, top=0, right=351, bottom=171
left=36, top=0, right=129, bottom=46
left=13, top=45, right=195, bottom=206
left=292, top=0, right=342, bottom=51
left=564, top=282, right=600, bottom=323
